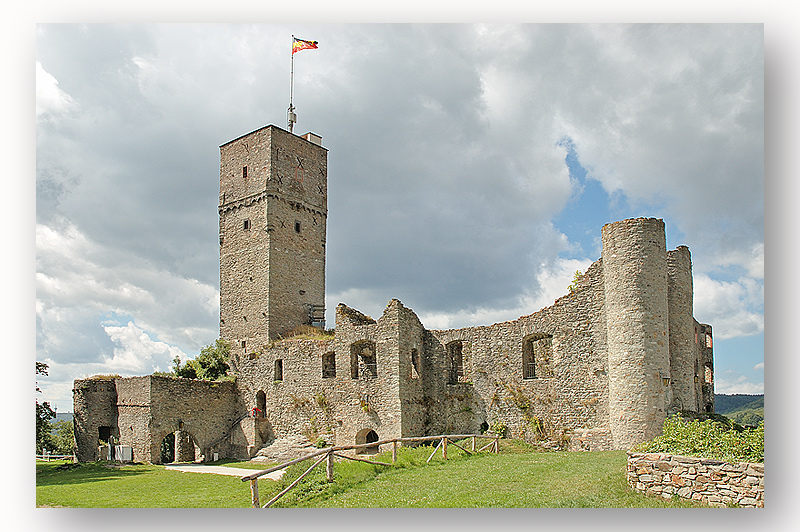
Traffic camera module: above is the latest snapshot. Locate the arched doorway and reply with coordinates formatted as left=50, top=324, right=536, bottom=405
left=256, top=390, right=267, bottom=417
left=355, top=428, right=379, bottom=454
left=159, top=429, right=200, bottom=463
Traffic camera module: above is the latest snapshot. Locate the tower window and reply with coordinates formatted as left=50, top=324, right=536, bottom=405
left=274, top=359, right=283, bottom=382
left=243, top=219, right=251, bottom=230
left=242, top=166, right=248, bottom=178
left=322, top=352, right=336, bottom=378
left=295, top=221, right=301, bottom=233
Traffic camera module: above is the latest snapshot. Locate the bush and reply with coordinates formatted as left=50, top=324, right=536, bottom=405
left=635, top=415, right=763, bottom=463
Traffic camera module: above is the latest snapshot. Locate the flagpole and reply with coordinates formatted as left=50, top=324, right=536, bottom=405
left=288, top=35, right=296, bottom=133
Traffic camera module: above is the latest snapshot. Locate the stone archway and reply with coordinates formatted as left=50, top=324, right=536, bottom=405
left=157, top=427, right=201, bottom=464
left=355, top=428, right=379, bottom=454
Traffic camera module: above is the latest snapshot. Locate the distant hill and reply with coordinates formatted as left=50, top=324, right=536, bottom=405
left=715, top=394, right=763, bottom=426
left=54, top=412, right=73, bottom=423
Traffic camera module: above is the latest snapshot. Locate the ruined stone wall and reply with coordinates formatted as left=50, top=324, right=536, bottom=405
left=73, top=378, right=118, bottom=462
left=232, top=301, right=407, bottom=450
left=627, top=452, right=764, bottom=507
left=425, top=258, right=611, bottom=450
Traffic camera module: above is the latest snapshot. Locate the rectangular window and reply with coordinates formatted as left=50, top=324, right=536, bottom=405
left=243, top=166, right=248, bottom=178
left=447, top=341, right=464, bottom=384
left=322, top=352, right=336, bottom=378
left=243, top=219, right=251, bottom=230
left=274, top=359, right=283, bottom=382
left=295, top=221, right=301, bottom=233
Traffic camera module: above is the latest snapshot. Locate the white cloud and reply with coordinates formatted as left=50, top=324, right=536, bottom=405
left=714, top=374, right=764, bottom=395
left=102, top=322, right=186, bottom=374
left=753, top=362, right=764, bottom=371
left=693, top=273, right=764, bottom=340
left=36, top=61, right=76, bottom=120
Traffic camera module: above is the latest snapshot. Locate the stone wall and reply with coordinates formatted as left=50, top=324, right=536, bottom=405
left=627, top=452, right=764, bottom=507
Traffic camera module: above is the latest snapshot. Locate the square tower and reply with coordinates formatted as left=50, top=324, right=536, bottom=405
left=219, top=125, right=327, bottom=349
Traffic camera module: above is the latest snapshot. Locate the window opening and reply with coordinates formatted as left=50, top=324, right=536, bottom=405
left=350, top=341, right=377, bottom=379
left=274, top=359, right=283, bottom=382
left=322, top=352, right=336, bottom=378
left=410, top=348, right=420, bottom=379
left=243, top=219, right=251, bottom=230
left=243, top=166, right=248, bottom=178
left=256, top=390, right=266, bottom=417
left=447, top=341, right=464, bottom=384
left=295, top=220, right=301, bottom=233
left=522, top=334, right=553, bottom=379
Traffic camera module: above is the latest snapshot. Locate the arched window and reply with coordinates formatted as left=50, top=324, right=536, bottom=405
left=322, top=352, right=336, bottom=378
left=355, top=428, right=379, bottom=454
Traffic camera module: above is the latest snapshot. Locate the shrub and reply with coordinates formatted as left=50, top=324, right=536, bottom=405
left=635, top=415, right=763, bottom=463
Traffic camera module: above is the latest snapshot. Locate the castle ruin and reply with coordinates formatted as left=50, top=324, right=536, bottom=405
left=73, top=125, right=714, bottom=463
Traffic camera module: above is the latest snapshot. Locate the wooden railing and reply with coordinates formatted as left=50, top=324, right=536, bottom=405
left=241, top=433, right=500, bottom=508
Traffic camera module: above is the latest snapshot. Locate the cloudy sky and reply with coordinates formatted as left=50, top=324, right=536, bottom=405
left=33, top=21, right=765, bottom=411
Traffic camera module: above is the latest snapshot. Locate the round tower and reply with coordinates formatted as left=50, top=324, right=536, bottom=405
left=667, top=246, right=696, bottom=413
left=602, top=218, right=670, bottom=449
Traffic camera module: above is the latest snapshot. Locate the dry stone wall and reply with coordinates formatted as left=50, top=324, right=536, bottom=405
left=627, top=452, right=764, bottom=507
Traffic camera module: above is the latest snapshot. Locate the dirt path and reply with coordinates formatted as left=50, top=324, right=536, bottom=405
left=163, top=463, right=285, bottom=481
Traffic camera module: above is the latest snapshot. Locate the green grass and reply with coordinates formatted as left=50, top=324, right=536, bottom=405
left=36, top=441, right=707, bottom=508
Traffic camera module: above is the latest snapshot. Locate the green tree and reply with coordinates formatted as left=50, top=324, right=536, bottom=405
left=51, top=419, right=75, bottom=455
left=36, top=362, right=56, bottom=453
left=173, top=339, right=231, bottom=381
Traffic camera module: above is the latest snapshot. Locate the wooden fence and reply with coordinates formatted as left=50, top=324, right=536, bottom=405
left=241, top=433, right=500, bottom=508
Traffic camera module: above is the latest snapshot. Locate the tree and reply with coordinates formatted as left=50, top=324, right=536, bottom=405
left=36, top=362, right=56, bottom=453
left=568, top=270, right=583, bottom=292
left=173, top=339, right=231, bottom=381
left=51, top=420, right=75, bottom=455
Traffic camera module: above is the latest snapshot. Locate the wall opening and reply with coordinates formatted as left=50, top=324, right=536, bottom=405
left=256, top=390, right=267, bottom=417
left=355, top=428, right=379, bottom=454
left=410, top=348, right=420, bottom=379
left=522, top=334, right=553, bottom=379
left=98, top=426, right=112, bottom=445
left=160, top=432, right=176, bottom=464
left=446, top=341, right=464, bottom=384
left=350, top=340, right=377, bottom=380
left=274, top=359, right=283, bottom=382
left=322, top=352, right=336, bottom=378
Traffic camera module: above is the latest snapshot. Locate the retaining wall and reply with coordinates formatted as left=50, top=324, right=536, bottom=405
left=627, top=452, right=764, bottom=507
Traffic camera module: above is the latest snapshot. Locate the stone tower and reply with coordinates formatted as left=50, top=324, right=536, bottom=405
left=219, top=125, right=327, bottom=351
left=602, top=218, right=670, bottom=450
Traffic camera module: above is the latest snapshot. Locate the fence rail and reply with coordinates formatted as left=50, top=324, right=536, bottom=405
left=36, top=453, right=74, bottom=461
left=241, top=433, right=500, bottom=508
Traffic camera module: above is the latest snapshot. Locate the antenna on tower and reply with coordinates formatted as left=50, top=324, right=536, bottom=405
left=288, top=35, right=318, bottom=134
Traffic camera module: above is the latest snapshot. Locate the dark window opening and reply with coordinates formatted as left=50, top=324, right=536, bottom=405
left=98, top=426, right=112, bottom=445
left=322, top=352, right=336, bottom=378
left=705, top=403, right=713, bottom=413
left=243, top=219, right=251, bottom=230
left=243, top=166, right=248, bottom=178
left=356, top=428, right=380, bottom=454
left=523, top=334, right=553, bottom=379
left=350, top=340, right=377, bottom=379
left=447, top=341, right=464, bottom=385
left=410, top=348, right=420, bottom=379
left=295, top=221, right=301, bottom=233
left=256, top=390, right=266, bottom=417
left=274, top=359, right=283, bottom=382
left=241, top=340, right=246, bottom=349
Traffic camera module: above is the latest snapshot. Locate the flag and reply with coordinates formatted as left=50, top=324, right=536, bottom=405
left=292, top=37, right=318, bottom=54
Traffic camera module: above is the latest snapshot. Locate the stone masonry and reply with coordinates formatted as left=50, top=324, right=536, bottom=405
left=73, top=125, right=715, bottom=463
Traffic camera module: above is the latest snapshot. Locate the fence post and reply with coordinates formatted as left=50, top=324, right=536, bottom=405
left=471, top=436, right=476, bottom=453
left=326, top=450, right=334, bottom=482
left=250, top=479, right=260, bottom=508
left=494, top=436, right=499, bottom=453
left=392, top=440, right=398, bottom=464
left=443, top=437, right=448, bottom=460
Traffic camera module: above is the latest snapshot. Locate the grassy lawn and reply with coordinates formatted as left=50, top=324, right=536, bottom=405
left=36, top=441, right=708, bottom=508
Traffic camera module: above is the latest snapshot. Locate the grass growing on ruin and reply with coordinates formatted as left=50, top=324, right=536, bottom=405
left=36, top=441, right=707, bottom=508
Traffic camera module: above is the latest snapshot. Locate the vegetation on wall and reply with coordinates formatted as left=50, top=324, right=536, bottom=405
left=634, top=414, right=764, bottom=463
